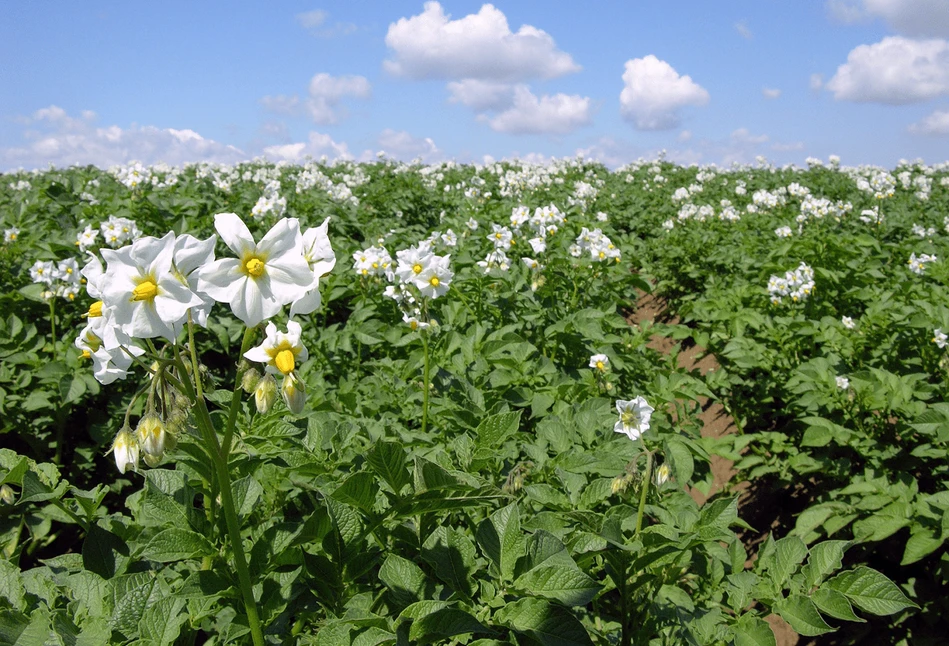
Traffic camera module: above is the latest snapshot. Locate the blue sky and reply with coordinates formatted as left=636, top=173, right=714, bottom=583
left=2, top=1, right=948, bottom=170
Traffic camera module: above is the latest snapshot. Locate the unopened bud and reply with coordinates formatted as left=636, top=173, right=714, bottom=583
left=112, top=427, right=140, bottom=474
left=654, top=463, right=671, bottom=486
left=242, top=367, right=261, bottom=393
left=136, top=414, right=167, bottom=458
left=281, top=372, right=306, bottom=414
left=0, top=484, right=15, bottom=505
left=255, top=374, right=278, bottom=414
left=611, top=474, right=634, bottom=495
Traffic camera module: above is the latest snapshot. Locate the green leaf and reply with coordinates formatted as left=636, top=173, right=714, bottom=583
left=664, top=437, right=694, bottom=485
left=515, top=565, right=601, bottom=606
left=476, top=502, right=524, bottom=582
left=476, top=411, right=522, bottom=448
left=771, top=536, right=808, bottom=587
left=812, top=587, right=865, bottom=623
left=826, top=566, right=918, bottom=616
left=802, top=540, right=848, bottom=589
left=901, top=528, right=943, bottom=565
left=733, top=614, right=776, bottom=646
left=495, top=598, right=593, bottom=646
left=332, top=472, right=379, bottom=513
left=82, top=524, right=128, bottom=579
left=232, top=475, right=264, bottom=519
left=774, top=594, right=835, bottom=637
left=110, top=572, right=160, bottom=636
left=408, top=608, right=492, bottom=643
left=379, top=554, right=428, bottom=607
left=0, top=560, right=26, bottom=612
left=422, top=527, right=478, bottom=597
left=367, top=441, right=411, bottom=494
left=138, top=596, right=188, bottom=645
left=141, top=527, right=215, bottom=563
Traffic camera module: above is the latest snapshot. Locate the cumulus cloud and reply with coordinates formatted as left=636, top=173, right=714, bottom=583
left=678, top=130, right=692, bottom=142
left=619, top=55, right=710, bottom=130
left=762, top=87, right=782, bottom=99
left=730, top=128, right=769, bottom=145
left=735, top=20, right=753, bottom=39
left=0, top=106, right=245, bottom=170
left=261, top=73, right=371, bottom=124
left=295, top=9, right=356, bottom=37
left=306, top=73, right=371, bottom=123
left=826, top=36, right=949, bottom=103
left=908, top=108, right=949, bottom=134
left=377, top=129, right=442, bottom=161
left=447, top=79, right=516, bottom=111
left=827, top=0, right=949, bottom=37
left=259, top=95, right=301, bottom=115
left=384, top=1, right=580, bottom=81
left=772, top=141, right=806, bottom=151
left=262, top=131, right=351, bottom=162
left=484, top=86, right=592, bottom=135
left=810, top=73, right=825, bottom=91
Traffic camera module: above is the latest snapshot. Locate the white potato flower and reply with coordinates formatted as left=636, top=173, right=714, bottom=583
left=614, top=397, right=654, bottom=441
left=244, top=321, right=308, bottom=376
left=197, top=213, right=313, bottom=327
left=290, top=217, right=336, bottom=318
left=933, top=329, right=948, bottom=349
left=589, top=354, right=609, bottom=372
left=100, top=232, right=204, bottom=342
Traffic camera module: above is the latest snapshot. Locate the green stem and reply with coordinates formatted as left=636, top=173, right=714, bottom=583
left=221, top=326, right=257, bottom=456
left=421, top=332, right=430, bottom=435
left=173, top=350, right=264, bottom=646
left=635, top=451, right=653, bottom=536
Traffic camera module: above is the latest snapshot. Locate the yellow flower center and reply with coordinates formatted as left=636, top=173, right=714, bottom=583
left=243, top=256, right=266, bottom=278
left=409, top=320, right=419, bottom=330
left=88, top=301, right=103, bottom=317
left=132, top=279, right=158, bottom=302
left=495, top=233, right=502, bottom=239
left=413, top=263, right=423, bottom=274
left=274, top=349, right=295, bottom=375
left=621, top=410, right=639, bottom=427
left=596, top=361, right=605, bottom=371
left=429, top=276, right=440, bottom=287
left=81, top=349, right=91, bottom=359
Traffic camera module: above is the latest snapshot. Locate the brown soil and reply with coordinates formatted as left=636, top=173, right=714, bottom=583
left=629, top=290, right=799, bottom=646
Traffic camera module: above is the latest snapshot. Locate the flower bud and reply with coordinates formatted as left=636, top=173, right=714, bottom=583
left=0, top=484, right=15, bottom=505
left=136, top=414, right=167, bottom=458
left=255, top=374, right=278, bottom=414
left=241, top=367, right=261, bottom=393
left=281, top=372, right=306, bottom=414
left=654, top=463, right=671, bottom=486
left=112, top=427, right=140, bottom=474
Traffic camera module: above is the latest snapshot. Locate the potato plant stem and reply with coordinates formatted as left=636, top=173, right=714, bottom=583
left=635, top=450, right=653, bottom=536
left=175, top=344, right=265, bottom=646
left=422, top=332, right=430, bottom=435
left=221, top=326, right=257, bottom=456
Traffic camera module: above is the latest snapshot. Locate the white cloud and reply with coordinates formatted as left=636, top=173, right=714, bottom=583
left=485, top=86, right=592, bottom=135
left=261, top=73, right=371, bottom=124
left=678, top=130, right=692, bottom=142
left=262, top=131, right=351, bottom=162
left=772, top=141, right=806, bottom=151
left=826, top=36, right=949, bottom=103
left=384, top=1, right=580, bottom=81
left=735, top=20, right=753, bottom=39
left=810, top=73, right=825, bottom=91
left=296, top=9, right=357, bottom=37
left=827, top=0, right=949, bottom=37
left=619, top=55, right=710, bottom=130
left=908, top=108, right=949, bottom=134
left=762, top=87, right=782, bottom=99
left=447, top=79, right=516, bottom=110
left=259, top=94, right=300, bottom=114
left=306, top=73, right=371, bottom=124
left=296, top=9, right=327, bottom=29
left=730, top=128, right=769, bottom=145
left=377, top=129, right=442, bottom=161
left=1, top=106, right=244, bottom=170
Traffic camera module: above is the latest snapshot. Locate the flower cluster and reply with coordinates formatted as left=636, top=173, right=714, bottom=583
left=31, top=258, right=83, bottom=302
left=767, top=262, right=815, bottom=305
left=571, top=227, right=620, bottom=263
left=251, top=180, right=287, bottom=219
left=100, top=215, right=143, bottom=249
left=908, top=252, right=937, bottom=275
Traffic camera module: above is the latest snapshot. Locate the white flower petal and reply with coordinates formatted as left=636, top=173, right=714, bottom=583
left=214, top=212, right=256, bottom=255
